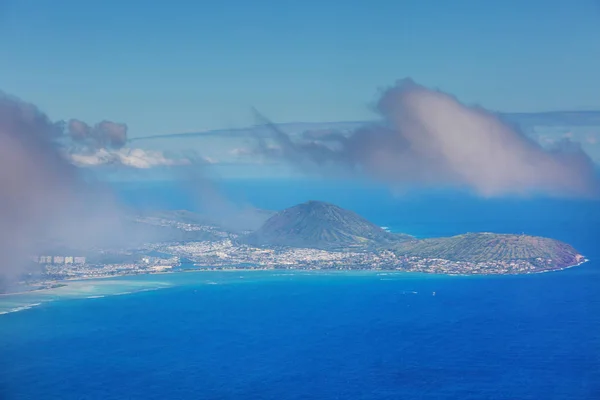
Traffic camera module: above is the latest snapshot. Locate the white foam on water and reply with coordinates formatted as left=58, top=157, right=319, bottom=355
left=0, top=278, right=174, bottom=316
left=0, top=302, right=42, bottom=315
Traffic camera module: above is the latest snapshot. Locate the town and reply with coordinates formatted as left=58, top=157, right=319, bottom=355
left=25, top=204, right=582, bottom=285
left=32, top=238, right=558, bottom=282
left=37, top=254, right=180, bottom=280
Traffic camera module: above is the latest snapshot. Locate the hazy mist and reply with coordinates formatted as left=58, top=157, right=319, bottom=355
left=0, top=92, right=138, bottom=284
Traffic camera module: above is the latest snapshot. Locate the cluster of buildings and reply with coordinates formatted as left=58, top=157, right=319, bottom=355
left=43, top=262, right=172, bottom=279
left=40, top=254, right=181, bottom=280
left=35, top=256, right=87, bottom=265
left=158, top=240, right=362, bottom=269
left=140, top=256, right=180, bottom=266
left=148, top=240, right=555, bottom=275
left=28, top=215, right=569, bottom=283
left=397, top=257, right=541, bottom=275
left=30, top=236, right=561, bottom=282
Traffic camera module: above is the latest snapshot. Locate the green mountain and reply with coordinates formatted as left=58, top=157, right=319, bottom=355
left=394, top=232, right=583, bottom=268
left=242, top=201, right=583, bottom=270
left=243, top=200, right=411, bottom=250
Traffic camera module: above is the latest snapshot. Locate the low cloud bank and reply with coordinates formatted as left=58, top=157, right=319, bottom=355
left=0, top=90, right=259, bottom=286
left=0, top=92, right=190, bottom=286
left=255, top=79, right=599, bottom=198
left=0, top=93, right=126, bottom=283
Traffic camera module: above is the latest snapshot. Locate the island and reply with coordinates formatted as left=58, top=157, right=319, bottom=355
left=17, top=200, right=585, bottom=288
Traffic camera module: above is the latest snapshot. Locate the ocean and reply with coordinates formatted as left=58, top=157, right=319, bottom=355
left=1, top=180, right=599, bottom=399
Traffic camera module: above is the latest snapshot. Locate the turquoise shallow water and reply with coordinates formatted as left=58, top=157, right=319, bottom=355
left=0, top=278, right=175, bottom=315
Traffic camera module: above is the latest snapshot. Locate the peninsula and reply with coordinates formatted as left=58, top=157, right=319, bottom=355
left=25, top=200, right=586, bottom=285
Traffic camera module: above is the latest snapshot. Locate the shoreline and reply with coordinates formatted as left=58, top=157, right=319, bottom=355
left=0, top=258, right=592, bottom=317
left=1, top=257, right=590, bottom=298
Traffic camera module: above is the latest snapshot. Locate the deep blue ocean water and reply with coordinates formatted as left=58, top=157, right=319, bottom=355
left=1, top=180, right=599, bottom=399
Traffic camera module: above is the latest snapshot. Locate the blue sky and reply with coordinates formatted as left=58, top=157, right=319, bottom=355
left=1, top=0, right=599, bottom=137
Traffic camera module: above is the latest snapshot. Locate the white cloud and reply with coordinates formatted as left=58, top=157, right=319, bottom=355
left=257, top=79, right=600, bottom=198
left=69, top=148, right=193, bottom=169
